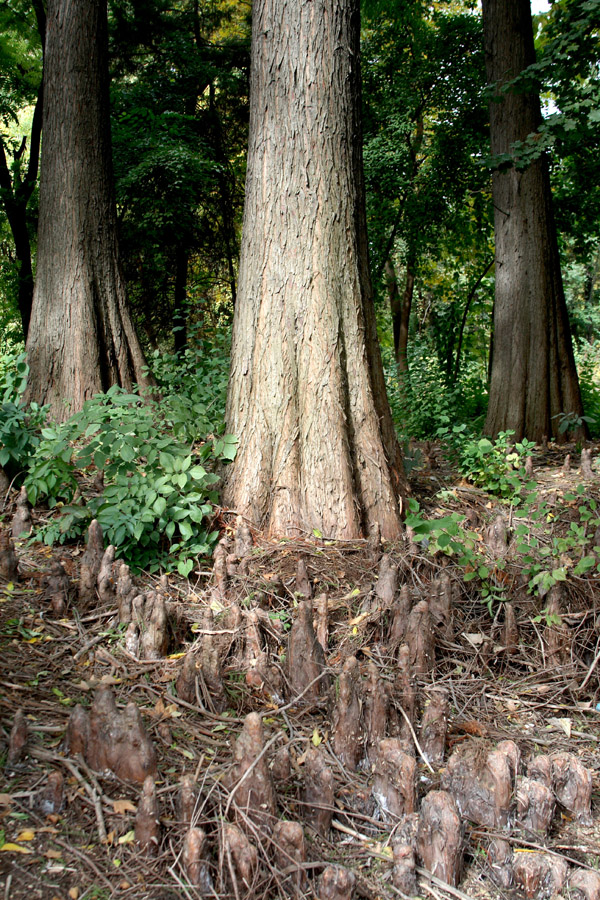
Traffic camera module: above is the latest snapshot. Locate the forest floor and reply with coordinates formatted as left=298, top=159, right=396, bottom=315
left=0, top=442, right=599, bottom=900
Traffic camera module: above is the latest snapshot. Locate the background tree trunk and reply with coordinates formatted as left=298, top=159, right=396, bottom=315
left=482, top=0, right=584, bottom=442
left=25, top=0, right=149, bottom=418
left=224, top=0, right=405, bottom=541
left=0, top=82, right=44, bottom=342
left=173, top=246, right=188, bottom=355
left=385, top=257, right=413, bottom=390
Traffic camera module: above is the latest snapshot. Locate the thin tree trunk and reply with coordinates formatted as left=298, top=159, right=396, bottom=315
left=208, top=87, right=238, bottom=307
left=453, top=257, right=494, bottom=381
left=482, top=0, right=584, bottom=442
left=224, top=0, right=405, bottom=541
left=385, top=257, right=413, bottom=387
left=173, top=246, right=188, bottom=355
left=0, top=77, right=44, bottom=341
left=584, top=246, right=600, bottom=341
left=25, top=0, right=150, bottom=418
left=0, top=162, right=34, bottom=340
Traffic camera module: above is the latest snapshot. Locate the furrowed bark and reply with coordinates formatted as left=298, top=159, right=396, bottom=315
left=224, top=0, right=405, bottom=540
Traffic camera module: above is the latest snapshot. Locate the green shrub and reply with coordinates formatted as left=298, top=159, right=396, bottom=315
left=25, top=337, right=235, bottom=575
left=574, top=341, right=600, bottom=438
left=383, top=338, right=488, bottom=440
left=25, top=386, right=236, bottom=575
left=437, top=422, right=536, bottom=500
left=147, top=330, right=230, bottom=443
left=0, top=351, right=47, bottom=475
left=406, top=485, right=600, bottom=610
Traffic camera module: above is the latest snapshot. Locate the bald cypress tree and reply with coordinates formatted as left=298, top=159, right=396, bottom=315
left=224, top=0, right=405, bottom=540
left=482, top=0, right=584, bottom=442
left=25, top=0, right=149, bottom=419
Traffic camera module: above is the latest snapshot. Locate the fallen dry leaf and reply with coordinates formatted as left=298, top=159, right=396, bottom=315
left=0, top=843, right=33, bottom=854
left=348, top=612, right=368, bottom=627
left=118, top=830, right=135, bottom=845
left=464, top=632, right=486, bottom=647
left=113, top=799, right=137, bottom=815
left=15, top=830, right=35, bottom=841
left=548, top=717, right=572, bottom=738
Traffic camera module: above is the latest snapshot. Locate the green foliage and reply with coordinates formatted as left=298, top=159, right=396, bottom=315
left=406, top=484, right=600, bottom=612
left=383, top=338, right=488, bottom=440
left=147, top=330, right=230, bottom=443
left=488, top=0, right=600, bottom=172
left=553, top=409, right=597, bottom=435
left=24, top=341, right=234, bottom=575
left=0, top=351, right=46, bottom=473
left=362, top=0, right=493, bottom=365
left=513, top=484, right=600, bottom=596
left=109, top=0, right=250, bottom=345
left=437, top=423, right=536, bottom=500
left=575, top=342, right=600, bottom=437
left=26, top=384, right=235, bottom=575
left=404, top=498, right=504, bottom=610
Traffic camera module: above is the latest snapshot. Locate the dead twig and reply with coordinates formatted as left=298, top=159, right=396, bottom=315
left=397, top=704, right=435, bottom=774
left=579, top=642, right=600, bottom=690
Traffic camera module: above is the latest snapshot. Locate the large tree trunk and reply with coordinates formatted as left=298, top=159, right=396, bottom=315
left=482, top=0, right=584, bottom=442
left=224, top=0, right=405, bottom=541
left=25, top=0, right=149, bottom=419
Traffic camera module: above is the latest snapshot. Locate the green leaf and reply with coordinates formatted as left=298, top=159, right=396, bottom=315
left=153, top=496, right=167, bottom=516
left=177, top=558, right=194, bottom=577
left=551, top=567, right=567, bottom=582
left=120, top=442, right=136, bottom=463
left=221, top=443, right=237, bottom=461
left=179, top=520, right=194, bottom=541
left=159, top=452, right=175, bottom=472
left=573, top=555, right=595, bottom=575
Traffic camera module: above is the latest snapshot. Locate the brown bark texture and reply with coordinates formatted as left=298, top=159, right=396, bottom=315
left=224, top=0, right=405, bottom=540
left=25, top=0, right=149, bottom=418
left=385, top=257, right=413, bottom=382
left=482, top=0, right=584, bottom=442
